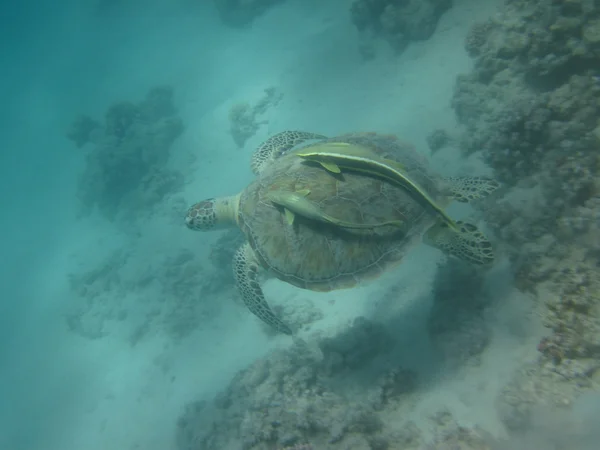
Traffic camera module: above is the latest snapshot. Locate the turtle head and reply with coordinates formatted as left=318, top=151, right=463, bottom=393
left=185, top=195, right=240, bottom=231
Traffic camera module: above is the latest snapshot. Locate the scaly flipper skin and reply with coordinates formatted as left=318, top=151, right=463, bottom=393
left=233, top=242, right=293, bottom=335
left=443, top=176, right=501, bottom=203
left=251, top=130, right=326, bottom=175
left=423, top=220, right=494, bottom=265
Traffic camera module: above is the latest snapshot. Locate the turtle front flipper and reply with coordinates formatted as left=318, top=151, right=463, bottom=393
left=251, top=131, right=327, bottom=175
left=443, top=176, right=501, bottom=203
left=423, top=221, right=494, bottom=265
left=233, top=242, right=293, bottom=335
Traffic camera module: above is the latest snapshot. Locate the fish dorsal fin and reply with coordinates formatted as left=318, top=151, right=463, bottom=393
left=380, top=157, right=406, bottom=172
left=284, top=208, right=295, bottom=225
left=319, top=162, right=341, bottom=173
left=296, top=188, right=311, bottom=196
left=328, top=142, right=351, bottom=147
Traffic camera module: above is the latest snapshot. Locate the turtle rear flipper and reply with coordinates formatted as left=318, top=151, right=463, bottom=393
left=233, top=243, right=293, bottom=335
left=443, top=176, right=500, bottom=203
left=423, top=221, right=494, bottom=265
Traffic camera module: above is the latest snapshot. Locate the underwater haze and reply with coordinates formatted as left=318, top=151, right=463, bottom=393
left=2, top=0, right=600, bottom=449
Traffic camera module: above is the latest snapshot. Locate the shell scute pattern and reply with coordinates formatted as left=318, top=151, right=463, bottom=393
left=238, top=133, right=438, bottom=291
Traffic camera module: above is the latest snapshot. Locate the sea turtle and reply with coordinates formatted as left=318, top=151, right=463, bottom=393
left=185, top=131, right=499, bottom=335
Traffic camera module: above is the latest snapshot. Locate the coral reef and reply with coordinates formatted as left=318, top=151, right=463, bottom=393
left=229, top=87, right=283, bottom=148
left=426, top=128, right=453, bottom=153
left=428, top=262, right=493, bottom=368
left=281, top=445, right=313, bottom=450
left=66, top=246, right=224, bottom=343
left=213, top=0, right=286, bottom=27
left=464, top=21, right=493, bottom=58
left=67, top=114, right=101, bottom=148
left=68, top=86, right=185, bottom=222
left=350, top=0, right=453, bottom=56
left=496, top=359, right=594, bottom=434
left=176, top=318, right=426, bottom=450
left=424, top=411, right=493, bottom=450
left=175, top=315, right=523, bottom=450
left=451, top=0, right=600, bottom=432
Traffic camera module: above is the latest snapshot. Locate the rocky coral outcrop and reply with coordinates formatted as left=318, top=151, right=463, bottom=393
left=424, top=411, right=493, bottom=450
left=213, top=0, right=286, bottom=27
left=451, top=0, right=600, bottom=427
left=428, top=262, right=493, bottom=368
left=67, top=114, right=101, bottom=148
left=426, top=128, right=453, bottom=154
left=229, top=87, right=283, bottom=148
left=350, top=0, right=453, bottom=57
left=68, top=86, right=185, bottom=223
left=452, top=0, right=600, bottom=285
left=176, top=318, right=424, bottom=450
left=67, top=246, right=224, bottom=343
left=496, top=359, right=596, bottom=434
left=175, top=313, right=522, bottom=450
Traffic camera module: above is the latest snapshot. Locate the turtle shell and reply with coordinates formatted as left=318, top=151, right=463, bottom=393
left=237, top=132, right=449, bottom=291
